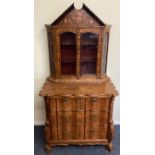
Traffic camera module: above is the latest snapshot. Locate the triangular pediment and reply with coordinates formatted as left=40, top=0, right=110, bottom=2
left=51, top=3, right=105, bottom=26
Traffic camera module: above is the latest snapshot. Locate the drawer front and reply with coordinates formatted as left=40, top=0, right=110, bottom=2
left=86, top=111, right=101, bottom=125
left=57, top=98, right=75, bottom=111
left=76, top=125, right=84, bottom=140
left=75, top=98, right=85, bottom=110
left=86, top=98, right=101, bottom=110
left=48, top=97, right=111, bottom=111
left=57, top=111, right=75, bottom=125
left=85, top=125, right=100, bottom=139
left=58, top=125, right=75, bottom=140
left=76, top=112, right=84, bottom=124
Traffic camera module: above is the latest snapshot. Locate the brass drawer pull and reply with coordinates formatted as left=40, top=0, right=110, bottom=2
left=90, top=128, right=96, bottom=133
left=62, top=116, right=70, bottom=123
left=91, top=98, right=97, bottom=103
left=62, top=98, right=69, bottom=103
left=90, top=114, right=97, bottom=120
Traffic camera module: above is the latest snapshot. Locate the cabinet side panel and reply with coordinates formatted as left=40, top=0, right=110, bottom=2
left=102, top=30, right=110, bottom=74
left=49, top=98, right=58, bottom=140
left=47, top=29, right=55, bottom=77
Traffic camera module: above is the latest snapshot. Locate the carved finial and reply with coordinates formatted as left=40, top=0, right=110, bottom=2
left=74, top=1, right=83, bottom=10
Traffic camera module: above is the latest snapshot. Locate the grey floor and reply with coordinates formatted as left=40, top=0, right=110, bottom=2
left=34, top=125, right=120, bottom=155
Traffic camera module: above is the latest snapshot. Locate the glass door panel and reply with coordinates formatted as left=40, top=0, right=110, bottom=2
left=60, top=32, right=76, bottom=75
left=80, top=32, right=98, bottom=75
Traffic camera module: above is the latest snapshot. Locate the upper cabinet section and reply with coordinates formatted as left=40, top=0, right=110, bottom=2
left=46, top=3, right=111, bottom=81
left=50, top=3, right=105, bottom=26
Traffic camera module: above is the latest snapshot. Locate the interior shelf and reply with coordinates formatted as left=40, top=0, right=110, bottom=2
left=61, top=43, right=76, bottom=46
left=81, top=41, right=97, bottom=46
left=61, top=58, right=76, bottom=63
left=81, top=59, right=96, bottom=63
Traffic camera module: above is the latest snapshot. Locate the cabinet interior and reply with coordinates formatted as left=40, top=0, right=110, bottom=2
left=60, top=31, right=99, bottom=76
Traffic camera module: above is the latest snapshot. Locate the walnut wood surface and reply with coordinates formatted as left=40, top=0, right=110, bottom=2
left=40, top=75, right=118, bottom=97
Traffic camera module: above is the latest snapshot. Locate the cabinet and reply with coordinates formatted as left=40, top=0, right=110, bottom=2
left=40, top=3, right=118, bottom=152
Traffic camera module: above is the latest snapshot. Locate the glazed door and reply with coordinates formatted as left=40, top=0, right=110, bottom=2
left=80, top=32, right=98, bottom=75
left=79, top=29, right=101, bottom=78
left=60, top=32, right=76, bottom=75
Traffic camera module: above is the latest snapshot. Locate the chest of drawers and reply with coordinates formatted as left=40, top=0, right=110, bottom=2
left=40, top=76, right=118, bottom=152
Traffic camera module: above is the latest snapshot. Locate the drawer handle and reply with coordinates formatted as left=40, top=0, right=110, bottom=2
left=91, top=98, right=97, bottom=103
left=90, top=114, right=97, bottom=120
left=62, top=116, right=71, bottom=123
left=62, top=98, right=69, bottom=103
left=90, top=128, right=95, bottom=132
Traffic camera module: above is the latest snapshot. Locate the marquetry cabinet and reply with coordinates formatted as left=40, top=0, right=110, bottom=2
left=40, top=3, right=118, bottom=153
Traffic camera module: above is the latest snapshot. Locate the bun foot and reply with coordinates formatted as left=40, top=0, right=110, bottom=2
left=44, top=144, right=52, bottom=153
left=106, top=142, right=113, bottom=152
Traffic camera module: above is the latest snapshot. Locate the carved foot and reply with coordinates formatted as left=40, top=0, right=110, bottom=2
left=106, top=142, right=113, bottom=152
left=44, top=144, right=52, bottom=153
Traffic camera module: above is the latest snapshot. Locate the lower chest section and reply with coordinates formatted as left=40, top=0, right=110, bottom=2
left=45, top=96, right=112, bottom=141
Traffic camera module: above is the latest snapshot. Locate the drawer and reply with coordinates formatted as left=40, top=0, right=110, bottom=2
left=76, top=112, right=84, bottom=124
left=75, top=97, right=85, bottom=110
left=86, top=111, right=101, bottom=125
left=57, top=98, right=75, bottom=111
left=100, top=125, right=108, bottom=139
left=85, top=125, right=100, bottom=139
left=57, top=111, right=75, bottom=125
left=86, top=98, right=102, bottom=110
left=58, top=125, right=75, bottom=140
left=75, top=125, right=84, bottom=140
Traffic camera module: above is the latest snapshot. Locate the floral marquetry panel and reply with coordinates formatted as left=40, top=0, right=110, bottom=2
left=52, top=4, right=105, bottom=26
